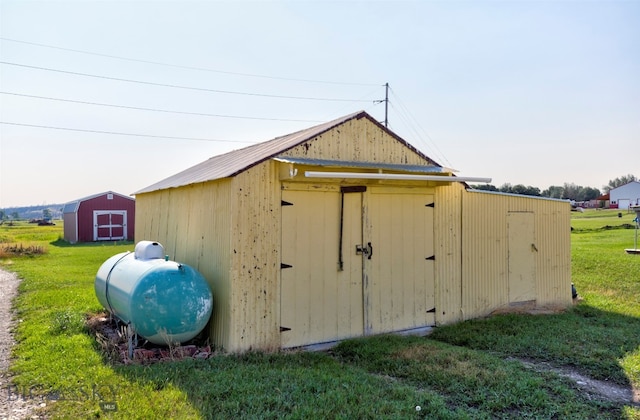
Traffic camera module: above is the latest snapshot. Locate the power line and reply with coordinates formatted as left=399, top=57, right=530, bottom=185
left=0, top=37, right=380, bottom=87
left=0, top=121, right=257, bottom=143
left=388, top=102, right=450, bottom=168
left=388, top=88, right=452, bottom=167
left=321, top=85, right=386, bottom=122
left=0, top=91, right=324, bottom=123
left=0, top=61, right=374, bottom=103
left=387, top=103, right=435, bottom=156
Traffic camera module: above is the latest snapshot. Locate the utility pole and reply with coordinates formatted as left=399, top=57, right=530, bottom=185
left=375, top=83, right=390, bottom=127
left=384, top=82, right=389, bottom=127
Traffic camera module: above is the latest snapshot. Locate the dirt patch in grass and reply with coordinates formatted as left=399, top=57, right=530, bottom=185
left=489, top=299, right=578, bottom=316
left=511, top=357, right=640, bottom=407
left=390, top=341, right=639, bottom=408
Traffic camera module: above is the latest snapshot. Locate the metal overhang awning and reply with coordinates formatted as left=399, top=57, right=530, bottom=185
left=304, top=171, right=491, bottom=183
left=274, top=157, right=452, bottom=174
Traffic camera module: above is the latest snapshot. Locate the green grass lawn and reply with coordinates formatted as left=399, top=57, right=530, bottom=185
left=571, top=208, right=638, bottom=233
left=1, top=214, right=639, bottom=419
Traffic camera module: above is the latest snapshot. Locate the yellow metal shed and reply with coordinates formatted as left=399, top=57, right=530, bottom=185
left=134, top=111, right=572, bottom=352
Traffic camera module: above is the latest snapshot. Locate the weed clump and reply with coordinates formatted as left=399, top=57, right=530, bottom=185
left=0, top=243, right=47, bottom=257
left=50, top=309, right=86, bottom=335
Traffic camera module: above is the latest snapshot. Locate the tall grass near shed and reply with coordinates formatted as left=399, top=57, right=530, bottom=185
left=0, top=221, right=56, bottom=257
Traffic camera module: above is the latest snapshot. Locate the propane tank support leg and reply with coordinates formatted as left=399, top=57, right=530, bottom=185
left=126, top=323, right=137, bottom=360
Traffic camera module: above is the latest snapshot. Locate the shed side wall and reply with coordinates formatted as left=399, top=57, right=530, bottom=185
left=63, top=213, right=78, bottom=243
left=228, top=161, right=281, bottom=352
left=460, top=191, right=571, bottom=319
left=134, top=182, right=232, bottom=350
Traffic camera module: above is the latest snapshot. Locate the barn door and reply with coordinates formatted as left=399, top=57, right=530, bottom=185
left=280, top=188, right=364, bottom=348
left=280, top=185, right=436, bottom=348
left=508, top=212, right=536, bottom=303
left=365, top=188, right=436, bottom=334
left=93, top=211, right=127, bottom=241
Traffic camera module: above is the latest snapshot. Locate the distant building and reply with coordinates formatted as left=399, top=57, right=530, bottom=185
left=596, top=193, right=610, bottom=209
left=609, top=181, right=640, bottom=210
left=62, top=191, right=135, bottom=243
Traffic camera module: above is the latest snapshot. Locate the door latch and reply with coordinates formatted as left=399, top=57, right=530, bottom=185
left=355, top=242, right=373, bottom=259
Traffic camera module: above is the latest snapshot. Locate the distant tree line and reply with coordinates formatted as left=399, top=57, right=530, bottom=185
left=472, top=174, right=637, bottom=201
left=0, top=210, right=20, bottom=222
left=603, top=174, right=637, bottom=193
left=0, top=205, right=64, bottom=222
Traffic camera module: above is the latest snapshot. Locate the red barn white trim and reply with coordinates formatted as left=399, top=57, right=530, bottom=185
left=62, top=191, right=135, bottom=243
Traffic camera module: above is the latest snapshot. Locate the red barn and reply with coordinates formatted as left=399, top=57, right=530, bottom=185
left=62, top=191, right=135, bottom=243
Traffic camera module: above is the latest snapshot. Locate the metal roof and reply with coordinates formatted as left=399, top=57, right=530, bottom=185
left=62, top=191, right=133, bottom=214
left=135, top=111, right=440, bottom=195
left=467, top=188, right=571, bottom=203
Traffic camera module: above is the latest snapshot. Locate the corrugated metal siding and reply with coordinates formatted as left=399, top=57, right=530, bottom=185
left=134, top=181, right=233, bottom=351
left=461, top=192, right=507, bottom=318
left=434, top=183, right=464, bottom=325
left=228, top=161, right=281, bottom=352
left=460, top=191, right=571, bottom=319
left=279, top=117, right=434, bottom=166
left=133, top=191, right=162, bottom=242
left=529, top=197, right=572, bottom=306
left=365, top=186, right=435, bottom=333
left=280, top=185, right=364, bottom=348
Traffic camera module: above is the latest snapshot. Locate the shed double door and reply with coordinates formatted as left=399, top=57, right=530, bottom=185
left=280, top=185, right=435, bottom=348
left=93, top=211, right=127, bottom=241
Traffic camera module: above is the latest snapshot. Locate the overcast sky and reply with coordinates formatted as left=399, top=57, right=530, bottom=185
left=1, top=0, right=638, bottom=207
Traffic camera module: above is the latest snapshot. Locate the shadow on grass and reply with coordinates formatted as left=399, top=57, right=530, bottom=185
left=110, top=350, right=449, bottom=419
left=50, top=238, right=134, bottom=248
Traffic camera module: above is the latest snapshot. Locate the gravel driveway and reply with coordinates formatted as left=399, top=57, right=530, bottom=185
left=0, top=268, right=42, bottom=420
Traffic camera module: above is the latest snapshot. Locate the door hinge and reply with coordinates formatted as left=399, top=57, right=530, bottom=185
left=280, top=263, right=293, bottom=269
left=425, top=202, right=435, bottom=208
left=281, top=200, right=293, bottom=206
left=280, top=326, right=291, bottom=332
left=426, top=255, right=435, bottom=261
